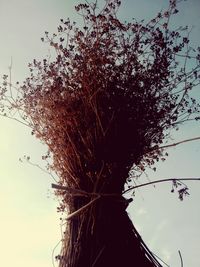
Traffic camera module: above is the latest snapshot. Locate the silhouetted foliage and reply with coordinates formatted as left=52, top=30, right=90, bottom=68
left=0, top=0, right=200, bottom=266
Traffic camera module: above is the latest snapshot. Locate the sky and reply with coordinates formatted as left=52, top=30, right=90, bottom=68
left=0, top=0, right=200, bottom=266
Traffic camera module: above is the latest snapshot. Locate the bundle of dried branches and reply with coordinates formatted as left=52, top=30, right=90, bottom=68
left=0, top=0, right=200, bottom=266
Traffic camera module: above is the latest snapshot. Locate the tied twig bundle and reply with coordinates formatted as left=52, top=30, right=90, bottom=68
left=10, top=0, right=199, bottom=203
left=0, top=0, right=200, bottom=266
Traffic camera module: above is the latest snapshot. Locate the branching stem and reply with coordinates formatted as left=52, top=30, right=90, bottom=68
left=123, top=177, right=200, bottom=195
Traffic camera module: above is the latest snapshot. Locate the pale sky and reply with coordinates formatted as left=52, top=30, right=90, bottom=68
left=0, top=1, right=200, bottom=267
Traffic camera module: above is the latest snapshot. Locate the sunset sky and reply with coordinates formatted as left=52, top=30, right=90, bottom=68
left=0, top=1, right=200, bottom=266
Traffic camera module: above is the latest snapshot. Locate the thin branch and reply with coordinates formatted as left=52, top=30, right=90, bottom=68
left=168, top=117, right=198, bottom=127
left=25, top=160, right=58, bottom=183
left=146, top=136, right=200, bottom=156
left=8, top=57, right=13, bottom=99
left=0, top=113, right=31, bottom=128
left=52, top=239, right=62, bottom=267
left=152, top=252, right=170, bottom=267
left=178, top=250, right=184, bottom=267
left=92, top=246, right=106, bottom=267
left=65, top=195, right=100, bottom=220
left=123, top=177, right=200, bottom=195
left=159, top=136, right=200, bottom=150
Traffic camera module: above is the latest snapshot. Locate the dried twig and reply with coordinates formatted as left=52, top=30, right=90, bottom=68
left=66, top=195, right=100, bottom=220
left=146, top=136, right=200, bottom=156
left=159, top=137, right=200, bottom=150
left=178, top=250, right=184, bottom=267
left=123, top=177, right=200, bottom=195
